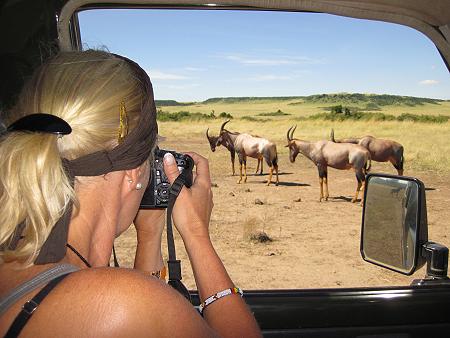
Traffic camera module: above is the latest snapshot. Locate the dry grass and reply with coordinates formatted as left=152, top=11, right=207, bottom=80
left=243, top=216, right=259, bottom=240
left=159, top=118, right=450, bottom=173
left=113, top=132, right=450, bottom=289
left=160, top=99, right=450, bottom=118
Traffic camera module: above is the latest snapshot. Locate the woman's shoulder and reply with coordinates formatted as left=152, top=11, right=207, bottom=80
left=20, top=267, right=212, bottom=337
left=62, top=266, right=178, bottom=307
left=61, top=266, right=168, bottom=298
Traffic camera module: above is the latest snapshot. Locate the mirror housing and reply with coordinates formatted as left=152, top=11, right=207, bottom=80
left=361, top=173, right=428, bottom=275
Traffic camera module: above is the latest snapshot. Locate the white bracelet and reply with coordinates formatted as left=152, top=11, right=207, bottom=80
left=198, top=287, right=243, bottom=315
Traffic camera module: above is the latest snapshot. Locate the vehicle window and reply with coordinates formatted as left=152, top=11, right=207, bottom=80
left=79, top=9, right=450, bottom=289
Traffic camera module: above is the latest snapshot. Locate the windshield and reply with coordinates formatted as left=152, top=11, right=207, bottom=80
left=79, top=8, right=450, bottom=289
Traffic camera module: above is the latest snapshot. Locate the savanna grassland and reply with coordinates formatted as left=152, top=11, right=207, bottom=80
left=115, top=94, right=450, bottom=289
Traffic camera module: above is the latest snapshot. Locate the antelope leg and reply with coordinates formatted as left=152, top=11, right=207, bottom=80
left=275, top=165, right=279, bottom=186
left=267, top=167, right=273, bottom=186
left=237, top=164, right=242, bottom=184
left=244, top=161, right=248, bottom=183
left=260, top=160, right=263, bottom=175
left=255, top=159, right=260, bottom=174
left=352, top=181, right=362, bottom=203
left=231, top=152, right=236, bottom=176
left=318, top=166, right=326, bottom=202
left=359, top=181, right=366, bottom=206
left=324, top=177, right=329, bottom=201
left=319, top=177, right=324, bottom=202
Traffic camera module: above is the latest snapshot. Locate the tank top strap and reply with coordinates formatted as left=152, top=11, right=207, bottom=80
left=0, top=263, right=79, bottom=316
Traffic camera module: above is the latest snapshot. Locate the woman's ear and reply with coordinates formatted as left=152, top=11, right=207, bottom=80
left=124, top=161, right=150, bottom=192
left=124, top=168, right=139, bottom=192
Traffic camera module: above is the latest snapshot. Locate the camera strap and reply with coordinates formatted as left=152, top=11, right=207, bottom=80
left=166, top=170, right=192, bottom=302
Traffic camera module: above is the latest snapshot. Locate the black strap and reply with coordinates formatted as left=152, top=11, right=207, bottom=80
left=166, top=171, right=191, bottom=302
left=4, top=273, right=71, bottom=338
left=66, top=243, right=91, bottom=268
left=112, top=245, right=120, bottom=267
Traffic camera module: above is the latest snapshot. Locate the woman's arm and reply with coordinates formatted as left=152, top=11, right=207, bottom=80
left=133, top=209, right=165, bottom=276
left=163, top=152, right=262, bottom=338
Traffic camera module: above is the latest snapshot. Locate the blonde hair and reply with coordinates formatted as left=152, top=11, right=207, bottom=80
left=0, top=50, right=150, bottom=264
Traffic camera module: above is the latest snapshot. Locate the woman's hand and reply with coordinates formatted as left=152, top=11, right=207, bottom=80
left=163, top=152, right=213, bottom=242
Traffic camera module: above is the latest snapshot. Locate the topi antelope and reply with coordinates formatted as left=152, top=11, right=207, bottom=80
left=207, top=120, right=267, bottom=176
left=330, top=129, right=404, bottom=175
left=206, top=124, right=236, bottom=175
left=215, top=120, right=279, bottom=185
left=286, top=126, right=371, bottom=203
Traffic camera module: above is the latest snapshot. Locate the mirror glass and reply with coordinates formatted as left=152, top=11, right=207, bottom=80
left=362, top=176, right=419, bottom=274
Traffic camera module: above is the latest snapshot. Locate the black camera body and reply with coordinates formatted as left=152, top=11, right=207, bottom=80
left=140, top=148, right=194, bottom=209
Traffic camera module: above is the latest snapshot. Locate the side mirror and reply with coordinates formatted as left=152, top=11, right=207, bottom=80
left=361, top=174, right=428, bottom=275
left=361, top=173, right=449, bottom=282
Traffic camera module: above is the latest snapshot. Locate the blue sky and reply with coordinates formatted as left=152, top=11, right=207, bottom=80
left=79, top=9, right=450, bottom=102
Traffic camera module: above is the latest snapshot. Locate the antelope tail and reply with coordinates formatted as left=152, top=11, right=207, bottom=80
left=398, top=149, right=404, bottom=170
left=365, top=154, right=372, bottom=173
left=330, top=128, right=336, bottom=142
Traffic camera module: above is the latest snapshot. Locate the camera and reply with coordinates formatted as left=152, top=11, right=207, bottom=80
left=139, top=148, right=194, bottom=209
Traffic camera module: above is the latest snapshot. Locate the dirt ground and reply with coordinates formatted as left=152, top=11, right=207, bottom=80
left=114, top=136, right=450, bottom=290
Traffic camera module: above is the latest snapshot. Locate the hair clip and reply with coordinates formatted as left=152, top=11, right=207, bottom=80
left=118, top=101, right=129, bottom=144
left=7, top=113, right=72, bottom=135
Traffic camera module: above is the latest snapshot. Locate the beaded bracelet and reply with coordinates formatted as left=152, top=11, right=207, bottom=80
left=150, top=266, right=167, bottom=280
left=198, top=287, right=243, bottom=315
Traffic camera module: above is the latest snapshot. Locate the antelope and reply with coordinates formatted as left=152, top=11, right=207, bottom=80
left=330, top=129, right=404, bottom=175
left=286, top=126, right=371, bottom=203
left=207, top=120, right=267, bottom=176
left=214, top=120, right=279, bottom=185
left=206, top=124, right=236, bottom=175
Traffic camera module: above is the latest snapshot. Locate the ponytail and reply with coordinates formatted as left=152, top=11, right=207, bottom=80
left=0, top=132, right=75, bottom=265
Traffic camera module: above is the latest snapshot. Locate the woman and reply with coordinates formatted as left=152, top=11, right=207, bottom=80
left=0, top=50, right=261, bottom=337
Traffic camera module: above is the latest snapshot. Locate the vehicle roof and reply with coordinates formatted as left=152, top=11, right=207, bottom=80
left=1, top=0, right=449, bottom=109
left=57, top=0, right=450, bottom=69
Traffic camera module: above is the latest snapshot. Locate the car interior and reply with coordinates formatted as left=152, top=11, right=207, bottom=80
left=1, top=1, right=450, bottom=336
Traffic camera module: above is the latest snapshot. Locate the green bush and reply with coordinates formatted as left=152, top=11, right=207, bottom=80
left=157, top=110, right=215, bottom=121
left=156, top=110, right=235, bottom=122
left=241, top=116, right=260, bottom=121
left=240, top=116, right=270, bottom=122
left=258, top=109, right=290, bottom=117
left=219, top=112, right=233, bottom=119
left=397, top=113, right=449, bottom=123
left=308, top=111, right=448, bottom=123
left=330, top=105, right=344, bottom=114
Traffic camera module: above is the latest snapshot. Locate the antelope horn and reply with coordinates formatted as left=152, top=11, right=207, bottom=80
left=287, top=126, right=293, bottom=141
left=290, top=125, right=297, bottom=140
left=330, top=128, right=335, bottom=142
left=220, top=119, right=230, bottom=131
left=206, top=128, right=211, bottom=139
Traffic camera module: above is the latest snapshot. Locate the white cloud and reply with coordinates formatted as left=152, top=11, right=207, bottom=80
left=147, top=70, right=189, bottom=80
left=163, top=84, right=200, bottom=90
left=184, top=67, right=207, bottom=72
left=248, top=75, right=292, bottom=81
left=419, top=79, right=439, bottom=85
left=223, top=54, right=323, bottom=66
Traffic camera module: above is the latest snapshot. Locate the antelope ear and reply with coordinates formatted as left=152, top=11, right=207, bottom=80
left=284, top=144, right=290, bottom=148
